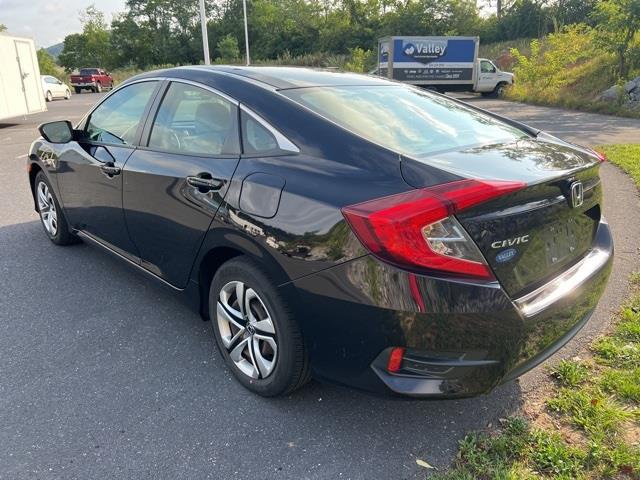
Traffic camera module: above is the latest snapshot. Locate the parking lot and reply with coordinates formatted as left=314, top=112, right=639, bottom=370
left=1, top=92, right=640, bottom=479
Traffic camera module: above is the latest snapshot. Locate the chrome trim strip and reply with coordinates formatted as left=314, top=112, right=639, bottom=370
left=239, top=104, right=300, bottom=153
left=515, top=247, right=610, bottom=317
left=76, top=231, right=182, bottom=291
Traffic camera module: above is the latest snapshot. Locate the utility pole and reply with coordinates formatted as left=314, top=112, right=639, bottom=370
left=242, top=0, right=250, bottom=65
left=199, top=0, right=210, bottom=65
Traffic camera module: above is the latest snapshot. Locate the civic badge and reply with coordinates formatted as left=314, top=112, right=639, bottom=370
left=570, top=181, right=583, bottom=208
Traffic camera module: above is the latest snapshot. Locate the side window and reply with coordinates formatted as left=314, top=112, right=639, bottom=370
left=86, top=81, right=157, bottom=145
left=148, top=82, right=238, bottom=156
left=481, top=61, right=496, bottom=73
left=241, top=111, right=278, bottom=154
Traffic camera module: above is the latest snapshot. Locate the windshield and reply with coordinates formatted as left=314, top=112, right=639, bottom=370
left=282, top=86, right=527, bottom=157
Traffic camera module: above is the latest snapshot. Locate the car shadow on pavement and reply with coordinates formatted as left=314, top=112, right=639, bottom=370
left=0, top=220, right=524, bottom=479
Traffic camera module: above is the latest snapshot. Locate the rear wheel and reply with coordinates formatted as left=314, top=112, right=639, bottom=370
left=34, top=171, right=78, bottom=246
left=74, top=87, right=81, bottom=94
left=45, top=91, right=52, bottom=102
left=209, top=257, right=310, bottom=396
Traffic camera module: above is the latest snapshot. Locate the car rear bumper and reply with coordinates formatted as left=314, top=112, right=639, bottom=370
left=71, top=82, right=97, bottom=87
left=288, top=218, right=613, bottom=398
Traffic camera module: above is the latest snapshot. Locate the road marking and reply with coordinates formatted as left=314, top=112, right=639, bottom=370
left=16, top=154, right=28, bottom=159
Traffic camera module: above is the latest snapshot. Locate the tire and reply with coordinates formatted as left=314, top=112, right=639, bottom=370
left=95, top=82, right=102, bottom=93
left=34, top=171, right=79, bottom=246
left=74, top=87, right=81, bottom=94
left=64, top=89, right=71, bottom=99
left=45, top=91, right=52, bottom=102
left=493, top=82, right=507, bottom=98
left=209, top=257, right=310, bottom=396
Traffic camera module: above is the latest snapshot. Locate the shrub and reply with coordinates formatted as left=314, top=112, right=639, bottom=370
left=216, top=34, right=241, bottom=63
left=509, top=25, right=602, bottom=102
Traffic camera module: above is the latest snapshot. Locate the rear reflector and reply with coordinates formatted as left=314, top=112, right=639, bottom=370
left=342, top=179, right=526, bottom=279
left=387, top=347, right=405, bottom=373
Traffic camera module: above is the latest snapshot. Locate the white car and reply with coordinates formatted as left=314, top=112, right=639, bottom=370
left=41, top=75, right=71, bottom=102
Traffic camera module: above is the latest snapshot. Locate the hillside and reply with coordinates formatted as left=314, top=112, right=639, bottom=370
left=45, top=42, right=63, bottom=59
left=480, top=28, right=639, bottom=119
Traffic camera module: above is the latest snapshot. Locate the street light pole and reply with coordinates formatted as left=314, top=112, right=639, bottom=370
left=199, top=0, right=210, bottom=65
left=242, top=0, right=250, bottom=65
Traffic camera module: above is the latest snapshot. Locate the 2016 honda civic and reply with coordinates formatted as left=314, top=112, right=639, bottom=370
left=28, top=66, right=612, bottom=398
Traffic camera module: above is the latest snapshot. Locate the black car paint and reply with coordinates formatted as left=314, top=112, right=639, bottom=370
left=28, top=66, right=612, bottom=398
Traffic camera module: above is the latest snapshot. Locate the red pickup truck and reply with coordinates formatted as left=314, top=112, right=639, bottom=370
left=70, top=68, right=114, bottom=94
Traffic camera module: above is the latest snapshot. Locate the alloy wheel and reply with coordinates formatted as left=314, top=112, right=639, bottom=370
left=46, top=91, right=52, bottom=102
left=37, top=181, right=58, bottom=236
left=217, top=281, right=278, bottom=379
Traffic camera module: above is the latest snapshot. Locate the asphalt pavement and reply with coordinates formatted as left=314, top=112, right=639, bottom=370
left=1, top=92, right=639, bottom=480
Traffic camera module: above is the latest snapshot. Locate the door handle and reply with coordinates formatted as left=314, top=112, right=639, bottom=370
left=186, top=175, right=224, bottom=192
left=100, top=163, right=121, bottom=177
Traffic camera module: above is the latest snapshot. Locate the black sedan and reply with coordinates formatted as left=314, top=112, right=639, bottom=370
left=28, top=66, right=612, bottom=398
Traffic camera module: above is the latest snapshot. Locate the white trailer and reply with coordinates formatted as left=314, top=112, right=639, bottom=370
left=0, top=34, right=46, bottom=122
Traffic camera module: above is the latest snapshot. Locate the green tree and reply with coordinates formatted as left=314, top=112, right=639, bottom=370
left=593, top=0, right=640, bottom=77
left=58, top=5, right=113, bottom=71
left=216, top=34, right=240, bottom=62
left=37, top=49, right=60, bottom=76
left=0, top=23, right=7, bottom=32
left=120, top=0, right=201, bottom=66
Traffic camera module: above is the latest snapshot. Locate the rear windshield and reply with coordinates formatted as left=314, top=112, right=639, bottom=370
left=79, top=69, right=99, bottom=75
left=282, top=86, right=527, bottom=157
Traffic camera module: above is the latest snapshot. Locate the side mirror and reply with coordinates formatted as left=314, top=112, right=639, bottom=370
left=39, top=121, right=74, bottom=144
left=58, top=80, right=63, bottom=85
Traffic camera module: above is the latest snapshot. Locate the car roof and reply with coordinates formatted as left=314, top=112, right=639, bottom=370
left=134, top=65, right=395, bottom=90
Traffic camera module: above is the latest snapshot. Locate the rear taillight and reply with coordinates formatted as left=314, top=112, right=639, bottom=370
left=341, top=179, right=526, bottom=280
left=593, top=149, right=607, bottom=162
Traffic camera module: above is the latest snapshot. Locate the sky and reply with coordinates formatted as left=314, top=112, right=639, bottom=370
left=0, top=0, right=126, bottom=48
left=0, top=0, right=495, bottom=49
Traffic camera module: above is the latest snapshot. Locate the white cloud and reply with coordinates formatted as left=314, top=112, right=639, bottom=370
left=0, top=0, right=126, bottom=47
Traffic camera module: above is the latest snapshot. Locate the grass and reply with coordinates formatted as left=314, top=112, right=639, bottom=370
left=596, top=145, right=640, bottom=186
left=433, top=145, right=640, bottom=479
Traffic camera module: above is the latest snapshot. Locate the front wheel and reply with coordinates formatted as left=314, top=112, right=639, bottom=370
left=45, top=91, right=52, bottom=102
left=34, top=172, right=78, bottom=246
left=209, top=257, right=310, bottom=396
left=64, top=89, right=71, bottom=99
left=494, top=82, right=507, bottom=98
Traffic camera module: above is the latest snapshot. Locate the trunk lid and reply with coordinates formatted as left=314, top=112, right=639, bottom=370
left=402, top=137, right=602, bottom=297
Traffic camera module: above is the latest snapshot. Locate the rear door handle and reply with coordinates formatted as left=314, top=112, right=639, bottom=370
left=100, top=163, right=121, bottom=176
left=186, top=175, right=224, bottom=192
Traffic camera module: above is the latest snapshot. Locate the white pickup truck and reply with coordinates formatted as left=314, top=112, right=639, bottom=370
left=377, top=36, right=514, bottom=97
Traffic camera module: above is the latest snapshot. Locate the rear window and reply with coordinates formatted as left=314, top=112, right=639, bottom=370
left=79, top=69, right=99, bottom=75
left=282, top=85, right=527, bottom=157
